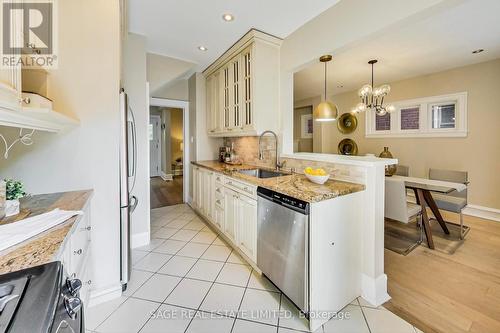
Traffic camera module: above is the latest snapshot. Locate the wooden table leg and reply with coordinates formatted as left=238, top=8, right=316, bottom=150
left=423, top=190, right=450, bottom=234
left=416, top=189, right=434, bottom=249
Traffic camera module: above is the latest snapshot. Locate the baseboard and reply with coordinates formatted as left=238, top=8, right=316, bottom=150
left=463, top=205, right=500, bottom=222
left=361, top=273, right=391, bottom=307
left=160, top=171, right=173, bottom=181
left=88, top=283, right=122, bottom=307
left=131, top=231, right=150, bottom=248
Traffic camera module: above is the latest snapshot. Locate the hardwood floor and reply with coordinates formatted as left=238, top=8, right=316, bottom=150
left=385, top=211, right=500, bottom=333
left=150, top=176, right=183, bottom=209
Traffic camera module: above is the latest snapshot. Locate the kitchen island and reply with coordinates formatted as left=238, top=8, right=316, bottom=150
left=192, top=161, right=370, bottom=331
left=0, top=190, right=93, bottom=308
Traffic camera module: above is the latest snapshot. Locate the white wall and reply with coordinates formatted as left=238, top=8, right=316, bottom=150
left=122, top=33, right=150, bottom=248
left=152, top=79, right=189, bottom=101
left=0, top=0, right=121, bottom=296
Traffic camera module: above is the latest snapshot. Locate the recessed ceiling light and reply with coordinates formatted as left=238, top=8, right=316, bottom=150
left=198, top=46, right=208, bottom=51
left=472, top=48, right=484, bottom=54
left=222, top=13, right=234, bottom=22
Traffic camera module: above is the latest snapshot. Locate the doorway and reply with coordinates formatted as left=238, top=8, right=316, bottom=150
left=148, top=98, right=189, bottom=209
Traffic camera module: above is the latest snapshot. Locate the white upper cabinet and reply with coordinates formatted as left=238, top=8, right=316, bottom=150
left=0, top=1, right=78, bottom=132
left=204, top=29, right=281, bottom=137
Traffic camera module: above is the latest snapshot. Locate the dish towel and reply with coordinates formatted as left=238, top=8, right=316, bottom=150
left=0, top=209, right=83, bottom=252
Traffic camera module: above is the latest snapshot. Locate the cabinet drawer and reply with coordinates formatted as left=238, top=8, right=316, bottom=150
left=225, top=177, right=256, bottom=198
left=69, top=215, right=91, bottom=276
left=214, top=195, right=224, bottom=209
left=214, top=173, right=224, bottom=185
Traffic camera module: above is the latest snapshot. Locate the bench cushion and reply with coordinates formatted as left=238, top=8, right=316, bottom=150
left=432, top=193, right=467, bottom=213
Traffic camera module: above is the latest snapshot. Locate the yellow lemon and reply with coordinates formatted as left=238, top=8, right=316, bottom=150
left=305, top=167, right=313, bottom=174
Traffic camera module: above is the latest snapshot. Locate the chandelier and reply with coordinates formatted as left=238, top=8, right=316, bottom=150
left=351, top=59, right=395, bottom=116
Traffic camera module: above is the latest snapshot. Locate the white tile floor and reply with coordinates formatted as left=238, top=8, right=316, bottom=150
left=86, top=204, right=421, bottom=333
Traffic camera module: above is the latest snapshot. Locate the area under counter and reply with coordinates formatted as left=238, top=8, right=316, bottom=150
left=192, top=160, right=365, bottom=202
left=0, top=190, right=93, bottom=275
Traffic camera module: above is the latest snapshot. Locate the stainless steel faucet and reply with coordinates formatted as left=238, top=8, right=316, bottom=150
left=258, top=130, right=284, bottom=170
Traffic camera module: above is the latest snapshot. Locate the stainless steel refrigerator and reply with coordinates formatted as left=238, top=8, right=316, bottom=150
left=119, top=89, right=138, bottom=290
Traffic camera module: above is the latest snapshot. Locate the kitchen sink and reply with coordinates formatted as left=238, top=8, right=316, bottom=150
left=237, top=168, right=289, bottom=179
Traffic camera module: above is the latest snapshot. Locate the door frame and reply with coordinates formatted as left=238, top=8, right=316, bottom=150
left=149, top=114, right=161, bottom=177
left=149, top=97, right=190, bottom=203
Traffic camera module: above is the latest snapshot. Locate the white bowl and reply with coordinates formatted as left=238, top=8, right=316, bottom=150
left=304, top=172, right=330, bottom=185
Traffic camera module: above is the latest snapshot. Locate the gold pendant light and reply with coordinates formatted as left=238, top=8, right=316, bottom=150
left=314, top=55, right=338, bottom=122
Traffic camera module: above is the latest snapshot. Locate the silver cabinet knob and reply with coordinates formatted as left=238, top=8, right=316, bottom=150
left=64, top=297, right=82, bottom=319
left=73, top=249, right=83, bottom=255
left=66, top=278, right=82, bottom=296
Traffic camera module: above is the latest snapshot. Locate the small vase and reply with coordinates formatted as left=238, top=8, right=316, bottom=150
left=5, top=199, right=20, bottom=217
left=379, top=147, right=397, bottom=177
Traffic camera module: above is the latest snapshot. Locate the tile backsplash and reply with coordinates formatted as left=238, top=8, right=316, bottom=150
left=223, top=136, right=366, bottom=184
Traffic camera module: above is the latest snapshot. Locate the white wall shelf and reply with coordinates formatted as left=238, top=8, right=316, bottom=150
left=0, top=106, right=79, bottom=132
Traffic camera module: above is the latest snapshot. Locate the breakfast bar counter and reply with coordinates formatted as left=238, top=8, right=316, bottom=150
left=192, top=160, right=365, bottom=203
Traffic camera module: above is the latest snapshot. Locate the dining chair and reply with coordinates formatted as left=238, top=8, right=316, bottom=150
left=428, top=169, right=468, bottom=239
left=395, top=165, right=409, bottom=176
left=385, top=177, right=423, bottom=243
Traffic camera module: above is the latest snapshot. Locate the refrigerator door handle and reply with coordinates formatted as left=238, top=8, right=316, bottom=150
left=129, top=196, right=138, bottom=213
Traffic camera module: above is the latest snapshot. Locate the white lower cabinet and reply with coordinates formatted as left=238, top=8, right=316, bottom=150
left=192, top=165, right=258, bottom=265
left=223, top=188, right=238, bottom=244
left=58, top=203, right=92, bottom=311
left=237, top=195, right=257, bottom=262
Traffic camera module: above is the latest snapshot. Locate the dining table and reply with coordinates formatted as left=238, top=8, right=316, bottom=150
left=391, top=175, right=467, bottom=249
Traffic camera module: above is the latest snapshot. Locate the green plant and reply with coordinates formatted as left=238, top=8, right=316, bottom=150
left=5, top=179, right=26, bottom=200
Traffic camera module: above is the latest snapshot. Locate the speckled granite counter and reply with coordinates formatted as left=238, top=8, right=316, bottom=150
left=0, top=190, right=93, bottom=274
left=192, top=161, right=365, bottom=203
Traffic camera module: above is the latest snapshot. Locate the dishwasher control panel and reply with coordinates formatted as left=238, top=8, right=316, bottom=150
left=257, top=187, right=309, bottom=214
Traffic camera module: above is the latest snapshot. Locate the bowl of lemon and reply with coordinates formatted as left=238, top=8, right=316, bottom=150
left=304, top=167, right=330, bottom=185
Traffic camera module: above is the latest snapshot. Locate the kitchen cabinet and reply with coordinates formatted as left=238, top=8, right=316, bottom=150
left=58, top=201, right=93, bottom=311
left=192, top=164, right=258, bottom=266
left=237, top=194, right=257, bottom=262
left=223, top=188, right=238, bottom=244
left=204, top=29, right=281, bottom=137
left=0, top=2, right=78, bottom=132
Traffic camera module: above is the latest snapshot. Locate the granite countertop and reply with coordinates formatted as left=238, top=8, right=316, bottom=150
left=0, top=190, right=93, bottom=275
left=192, top=161, right=365, bottom=203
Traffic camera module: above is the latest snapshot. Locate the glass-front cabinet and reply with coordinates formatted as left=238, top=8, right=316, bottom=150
left=204, top=29, right=281, bottom=137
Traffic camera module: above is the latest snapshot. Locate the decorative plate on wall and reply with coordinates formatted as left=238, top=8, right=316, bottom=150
left=338, top=138, right=358, bottom=156
left=337, top=113, right=358, bottom=134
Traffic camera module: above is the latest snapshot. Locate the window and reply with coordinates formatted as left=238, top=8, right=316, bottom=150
left=431, top=103, right=455, bottom=129
left=365, top=92, right=467, bottom=138
left=400, top=106, right=420, bottom=130
left=375, top=113, right=391, bottom=131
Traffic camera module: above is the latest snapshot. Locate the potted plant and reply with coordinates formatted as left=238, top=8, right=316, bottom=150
left=5, top=179, right=26, bottom=217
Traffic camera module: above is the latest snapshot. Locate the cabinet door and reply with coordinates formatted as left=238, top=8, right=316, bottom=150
left=221, top=65, right=230, bottom=130
left=204, top=171, right=214, bottom=220
left=224, top=188, right=238, bottom=243
left=241, top=47, right=253, bottom=130
left=229, top=57, right=242, bottom=130
left=192, top=167, right=199, bottom=209
left=214, top=203, right=224, bottom=232
left=0, top=1, right=22, bottom=109
left=237, top=195, right=257, bottom=262
left=206, top=74, right=221, bottom=134
left=199, top=169, right=206, bottom=215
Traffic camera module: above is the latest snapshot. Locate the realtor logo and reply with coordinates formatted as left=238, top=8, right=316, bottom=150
left=1, top=0, right=58, bottom=69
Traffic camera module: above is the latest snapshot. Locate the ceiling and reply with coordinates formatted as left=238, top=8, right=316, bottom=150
left=294, top=0, right=500, bottom=101
left=129, top=0, right=341, bottom=70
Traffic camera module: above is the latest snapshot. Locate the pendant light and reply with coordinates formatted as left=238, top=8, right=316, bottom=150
left=314, top=55, right=338, bottom=122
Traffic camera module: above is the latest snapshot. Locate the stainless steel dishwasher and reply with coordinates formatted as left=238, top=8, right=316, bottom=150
left=257, top=186, right=310, bottom=314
